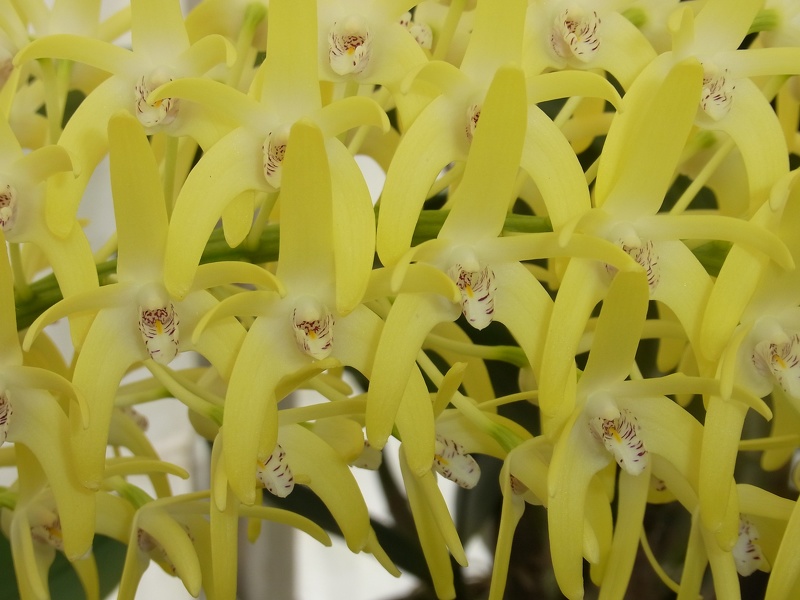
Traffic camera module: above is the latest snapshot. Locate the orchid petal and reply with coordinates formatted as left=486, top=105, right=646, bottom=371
left=221, top=191, right=255, bottom=248
left=439, top=65, right=527, bottom=243
left=139, top=508, right=202, bottom=596
left=192, top=261, right=285, bottom=296
left=328, top=138, right=375, bottom=314
left=108, top=111, right=167, bottom=280
left=165, top=128, right=265, bottom=299
left=367, top=293, right=459, bottom=450
left=312, top=96, right=389, bottom=139
left=520, top=105, right=592, bottom=229
left=581, top=270, right=649, bottom=392
left=280, top=423, right=370, bottom=552
left=377, top=95, right=464, bottom=266
left=149, top=77, right=263, bottom=127
left=10, top=508, right=52, bottom=600
left=394, top=367, right=436, bottom=477
left=191, top=290, right=281, bottom=344
left=590, top=12, right=657, bottom=90
left=13, top=144, right=73, bottom=182
left=275, top=120, right=334, bottom=289
left=0, top=231, right=21, bottom=364
left=691, top=0, right=762, bottom=56
left=175, top=33, right=235, bottom=75
left=596, top=56, right=702, bottom=217
left=460, top=0, right=526, bottom=80
left=527, top=70, right=622, bottom=108
left=131, top=0, right=189, bottom=61
left=259, top=0, right=320, bottom=117
left=14, top=34, right=135, bottom=75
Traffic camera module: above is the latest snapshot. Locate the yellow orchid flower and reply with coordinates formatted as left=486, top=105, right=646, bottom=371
left=377, top=0, right=623, bottom=267
left=152, top=0, right=387, bottom=301
left=524, top=0, right=657, bottom=89
left=13, top=0, right=235, bottom=238
left=22, top=112, right=261, bottom=490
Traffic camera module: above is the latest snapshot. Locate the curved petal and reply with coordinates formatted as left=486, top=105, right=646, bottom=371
left=526, top=70, right=622, bottom=109
left=691, top=0, right=761, bottom=56
left=0, top=231, right=22, bottom=365
left=328, top=138, right=375, bottom=314
left=13, top=144, right=73, bottom=182
left=260, top=0, right=320, bottom=119
left=108, top=111, right=167, bottom=280
left=312, top=95, right=389, bottom=139
left=519, top=104, right=592, bottom=229
left=192, top=261, right=285, bottom=296
left=164, top=128, right=265, bottom=299
left=459, top=0, right=526, bottom=80
left=14, top=34, right=135, bottom=75
left=581, top=270, right=649, bottom=392
left=376, top=95, right=464, bottom=266
left=366, top=293, right=459, bottom=450
left=394, top=367, right=436, bottom=477
left=138, top=507, right=202, bottom=596
left=222, top=315, right=308, bottom=504
left=149, top=77, right=264, bottom=128
left=280, top=423, right=370, bottom=552
left=596, top=56, right=703, bottom=218
left=131, top=0, right=189, bottom=61
left=275, top=120, right=335, bottom=289
left=439, top=65, right=527, bottom=243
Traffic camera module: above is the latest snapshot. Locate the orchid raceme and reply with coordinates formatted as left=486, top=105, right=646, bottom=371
left=6, top=0, right=800, bottom=598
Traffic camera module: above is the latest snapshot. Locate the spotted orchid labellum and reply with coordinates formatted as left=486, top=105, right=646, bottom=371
left=328, top=15, right=372, bottom=76
left=0, top=392, right=10, bottom=446
left=134, top=68, right=180, bottom=129
left=262, top=128, right=289, bottom=189
left=550, top=6, right=601, bottom=62
left=751, top=326, right=800, bottom=398
left=433, top=434, right=481, bottom=489
left=588, top=399, right=649, bottom=477
left=700, top=63, right=735, bottom=121
left=733, top=517, right=768, bottom=577
left=448, top=262, right=497, bottom=330
left=256, top=444, right=295, bottom=498
left=137, top=302, right=180, bottom=365
left=291, top=296, right=334, bottom=360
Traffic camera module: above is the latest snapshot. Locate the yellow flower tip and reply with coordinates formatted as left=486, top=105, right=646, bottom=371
left=328, top=15, right=373, bottom=76
left=550, top=6, right=602, bottom=63
left=733, top=516, right=770, bottom=577
left=0, top=182, right=18, bottom=232
left=255, top=444, right=295, bottom=498
left=135, top=68, right=181, bottom=130
left=433, top=434, right=481, bottom=489
left=292, top=296, right=335, bottom=360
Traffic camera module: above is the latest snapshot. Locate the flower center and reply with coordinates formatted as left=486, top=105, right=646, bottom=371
left=256, top=444, right=295, bottom=498
left=31, top=512, right=64, bottom=551
left=328, top=16, right=372, bottom=76
left=448, top=262, right=497, bottom=330
left=752, top=327, right=800, bottom=398
left=291, top=296, right=334, bottom=360
left=433, top=433, right=481, bottom=489
left=700, top=63, right=735, bottom=121
left=588, top=399, right=649, bottom=476
left=262, top=128, right=289, bottom=189
left=0, top=392, right=11, bottom=446
left=138, top=301, right=180, bottom=365
left=605, top=226, right=660, bottom=293
left=134, top=68, right=180, bottom=129
left=732, top=516, right=768, bottom=577
left=550, top=7, right=601, bottom=62
left=0, top=182, right=18, bottom=233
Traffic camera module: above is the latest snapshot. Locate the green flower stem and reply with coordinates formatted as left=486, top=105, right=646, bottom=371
left=39, top=58, right=66, bottom=143
left=277, top=398, right=367, bottom=427
left=105, top=476, right=154, bottom=509
left=738, top=434, right=800, bottom=451
left=9, top=242, right=32, bottom=301
left=670, top=136, right=735, bottom=214
left=0, top=488, right=17, bottom=510
left=245, top=191, right=279, bottom=252
left=478, top=389, right=539, bottom=409
left=424, top=332, right=528, bottom=366
left=226, top=2, right=268, bottom=89
left=748, top=8, right=782, bottom=34
left=13, top=210, right=729, bottom=330
left=144, top=362, right=224, bottom=426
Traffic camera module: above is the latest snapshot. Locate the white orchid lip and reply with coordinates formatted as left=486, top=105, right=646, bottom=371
left=604, top=224, right=660, bottom=293
left=433, top=433, right=481, bottom=489
left=700, top=63, right=735, bottom=121
left=550, top=6, right=601, bottom=63
left=733, top=516, right=769, bottom=577
left=448, top=261, right=497, bottom=330
left=137, top=298, right=180, bottom=366
left=399, top=11, right=432, bottom=50
left=134, top=67, right=180, bottom=129
left=328, top=15, right=373, bottom=76
left=0, top=182, right=18, bottom=232
left=292, top=295, right=334, bottom=360
left=588, top=396, right=649, bottom=476
left=137, top=528, right=178, bottom=575
left=351, top=439, right=383, bottom=470
left=262, top=128, right=289, bottom=189
left=0, top=391, right=10, bottom=446
left=256, top=444, right=295, bottom=498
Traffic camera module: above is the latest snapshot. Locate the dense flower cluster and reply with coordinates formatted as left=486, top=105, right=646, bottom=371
left=2, top=0, right=800, bottom=598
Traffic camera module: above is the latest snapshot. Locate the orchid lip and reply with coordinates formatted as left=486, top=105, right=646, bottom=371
left=0, top=182, right=18, bottom=233
left=291, top=296, right=334, bottom=360
left=433, top=433, right=481, bottom=489
left=134, top=67, right=180, bottom=129
left=550, top=6, right=601, bottom=63
left=328, top=15, right=373, bottom=76
left=0, top=391, right=10, bottom=446
left=256, top=444, right=295, bottom=498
